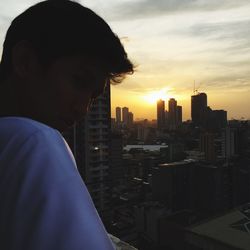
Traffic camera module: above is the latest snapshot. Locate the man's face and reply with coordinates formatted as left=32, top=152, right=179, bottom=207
left=24, top=55, right=108, bottom=132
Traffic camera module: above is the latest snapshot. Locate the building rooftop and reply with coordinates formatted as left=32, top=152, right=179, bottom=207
left=188, top=204, right=250, bottom=250
left=159, top=159, right=197, bottom=167
left=124, top=144, right=168, bottom=152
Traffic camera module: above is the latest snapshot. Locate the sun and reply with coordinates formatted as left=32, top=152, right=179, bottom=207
left=143, top=88, right=171, bottom=105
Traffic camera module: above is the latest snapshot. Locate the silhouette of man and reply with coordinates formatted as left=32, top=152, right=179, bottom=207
left=0, top=1, right=133, bottom=249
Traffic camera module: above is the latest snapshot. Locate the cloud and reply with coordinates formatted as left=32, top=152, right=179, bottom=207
left=180, top=19, right=250, bottom=64
left=108, top=0, right=250, bottom=21
left=189, top=19, right=250, bottom=42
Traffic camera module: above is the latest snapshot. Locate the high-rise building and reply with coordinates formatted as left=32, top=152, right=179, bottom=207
left=157, top=99, right=165, bottom=129
left=63, top=84, right=111, bottom=214
left=128, top=111, right=134, bottom=127
left=165, top=110, right=169, bottom=127
left=200, top=132, right=216, bottom=162
left=122, top=107, right=129, bottom=126
left=222, top=127, right=238, bottom=159
left=209, top=110, right=227, bottom=129
left=111, top=118, right=116, bottom=131
left=137, top=125, right=150, bottom=142
left=153, top=160, right=195, bottom=211
left=110, top=132, right=123, bottom=185
left=191, top=92, right=207, bottom=127
left=177, top=105, right=182, bottom=127
left=168, top=98, right=177, bottom=130
left=115, top=107, right=121, bottom=124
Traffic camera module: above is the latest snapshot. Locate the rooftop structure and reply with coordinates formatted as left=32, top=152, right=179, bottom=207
left=186, top=204, right=250, bottom=250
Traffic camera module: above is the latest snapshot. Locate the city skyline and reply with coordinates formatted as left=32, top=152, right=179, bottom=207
left=0, top=0, right=250, bottom=120
left=113, top=92, right=228, bottom=123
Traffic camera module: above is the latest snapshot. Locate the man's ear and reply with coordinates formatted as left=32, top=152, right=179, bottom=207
left=11, top=40, right=40, bottom=79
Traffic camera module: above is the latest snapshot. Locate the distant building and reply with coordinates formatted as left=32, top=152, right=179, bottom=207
left=185, top=205, right=250, bottom=250
left=200, top=132, right=216, bottom=162
left=111, top=118, right=116, bottom=131
left=116, top=107, right=121, bottom=123
left=157, top=99, right=165, bottom=129
left=222, top=127, right=238, bottom=159
left=167, top=143, right=185, bottom=162
left=168, top=98, right=177, bottom=130
left=176, top=105, right=182, bottom=127
left=153, top=159, right=232, bottom=217
left=210, top=109, right=227, bottom=129
left=134, top=203, right=250, bottom=249
left=122, top=107, right=129, bottom=126
left=222, top=122, right=249, bottom=159
left=165, top=110, right=169, bottom=127
left=191, top=92, right=207, bottom=127
left=228, top=120, right=249, bottom=156
left=152, top=160, right=196, bottom=211
left=137, top=125, right=149, bottom=142
left=128, top=112, right=134, bottom=127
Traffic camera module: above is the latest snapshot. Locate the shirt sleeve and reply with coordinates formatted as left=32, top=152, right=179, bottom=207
left=5, top=129, right=115, bottom=250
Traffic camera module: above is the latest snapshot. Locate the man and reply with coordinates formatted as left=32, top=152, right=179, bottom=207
left=0, top=1, right=134, bottom=249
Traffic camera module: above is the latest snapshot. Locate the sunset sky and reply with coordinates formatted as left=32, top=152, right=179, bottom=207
left=0, top=0, right=250, bottom=120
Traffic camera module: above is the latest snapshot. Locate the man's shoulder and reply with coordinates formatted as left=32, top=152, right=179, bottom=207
left=0, top=116, right=60, bottom=143
left=0, top=116, right=76, bottom=182
left=0, top=116, right=56, bottom=132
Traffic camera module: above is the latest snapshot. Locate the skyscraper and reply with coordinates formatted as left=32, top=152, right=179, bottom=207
left=122, top=107, right=129, bottom=126
left=177, top=105, right=182, bottom=127
left=116, top=107, right=121, bottom=123
left=191, top=92, right=207, bottom=127
left=157, top=99, right=165, bottom=129
left=168, top=98, right=177, bottom=130
left=128, top=111, right=134, bottom=128
left=165, top=110, right=169, bottom=127
left=63, top=84, right=111, bottom=214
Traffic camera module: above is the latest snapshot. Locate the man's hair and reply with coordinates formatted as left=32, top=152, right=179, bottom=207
left=0, top=0, right=134, bottom=83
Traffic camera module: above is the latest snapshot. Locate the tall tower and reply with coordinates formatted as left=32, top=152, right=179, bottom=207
left=115, top=107, right=121, bottom=123
left=191, top=92, right=207, bottom=127
left=157, top=99, right=165, bottom=129
left=177, top=105, right=182, bottom=127
left=168, top=98, right=177, bottom=130
left=128, top=112, right=134, bottom=128
left=63, top=84, right=111, bottom=214
left=122, top=107, right=129, bottom=126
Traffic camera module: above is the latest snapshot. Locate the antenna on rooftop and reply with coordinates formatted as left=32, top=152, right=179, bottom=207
left=193, top=80, right=198, bottom=95
left=193, top=80, right=201, bottom=95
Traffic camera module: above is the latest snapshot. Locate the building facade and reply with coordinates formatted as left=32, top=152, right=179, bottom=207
left=122, top=107, right=129, bottom=126
left=63, top=84, right=112, bottom=214
left=168, top=98, right=177, bottom=130
left=116, top=107, right=121, bottom=124
left=191, top=92, right=207, bottom=127
left=157, top=99, right=165, bottom=129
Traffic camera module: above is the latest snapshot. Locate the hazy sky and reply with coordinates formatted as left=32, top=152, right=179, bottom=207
left=0, top=0, right=250, bottom=120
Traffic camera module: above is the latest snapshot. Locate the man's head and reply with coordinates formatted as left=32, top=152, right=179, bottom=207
left=0, top=0, right=133, bottom=131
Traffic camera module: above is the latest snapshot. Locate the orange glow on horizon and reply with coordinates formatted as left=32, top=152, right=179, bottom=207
left=111, top=85, right=192, bottom=121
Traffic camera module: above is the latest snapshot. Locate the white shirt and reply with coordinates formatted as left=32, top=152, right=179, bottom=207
left=0, top=117, right=115, bottom=250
